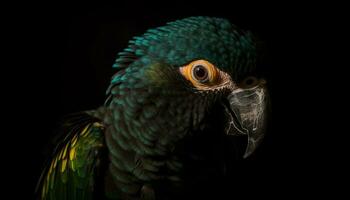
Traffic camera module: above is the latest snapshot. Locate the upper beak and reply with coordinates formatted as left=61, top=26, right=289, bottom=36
left=224, top=79, right=268, bottom=158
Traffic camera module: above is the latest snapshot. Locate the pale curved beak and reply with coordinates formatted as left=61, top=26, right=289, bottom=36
left=224, top=80, right=268, bottom=158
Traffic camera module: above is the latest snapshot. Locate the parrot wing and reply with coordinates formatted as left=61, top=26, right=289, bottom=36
left=36, top=112, right=107, bottom=200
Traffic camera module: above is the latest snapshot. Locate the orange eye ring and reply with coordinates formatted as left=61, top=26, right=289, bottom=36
left=179, top=60, right=219, bottom=88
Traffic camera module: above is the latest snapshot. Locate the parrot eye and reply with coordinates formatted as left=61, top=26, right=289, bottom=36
left=239, top=76, right=259, bottom=88
left=192, top=64, right=209, bottom=82
left=179, top=59, right=220, bottom=89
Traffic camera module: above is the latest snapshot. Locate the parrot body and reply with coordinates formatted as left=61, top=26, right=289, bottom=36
left=37, top=17, right=268, bottom=199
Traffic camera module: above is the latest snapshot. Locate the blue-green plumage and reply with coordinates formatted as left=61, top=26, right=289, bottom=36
left=110, top=17, right=255, bottom=86
left=37, top=16, right=267, bottom=200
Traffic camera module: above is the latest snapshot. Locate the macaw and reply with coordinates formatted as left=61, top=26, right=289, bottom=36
left=37, top=16, right=268, bottom=200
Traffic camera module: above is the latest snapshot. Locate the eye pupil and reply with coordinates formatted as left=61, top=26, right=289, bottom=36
left=193, top=65, right=208, bottom=82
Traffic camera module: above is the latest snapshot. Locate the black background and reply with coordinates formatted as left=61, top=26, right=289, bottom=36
left=5, top=1, right=344, bottom=199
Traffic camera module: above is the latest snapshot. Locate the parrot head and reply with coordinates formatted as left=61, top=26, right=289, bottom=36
left=106, top=16, right=268, bottom=159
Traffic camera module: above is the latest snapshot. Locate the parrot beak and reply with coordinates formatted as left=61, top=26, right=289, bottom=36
left=224, top=79, right=268, bottom=158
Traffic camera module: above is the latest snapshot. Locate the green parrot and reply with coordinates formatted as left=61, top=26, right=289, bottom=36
left=37, top=16, right=268, bottom=200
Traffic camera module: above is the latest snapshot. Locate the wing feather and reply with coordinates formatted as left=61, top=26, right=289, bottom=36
left=37, top=112, right=106, bottom=200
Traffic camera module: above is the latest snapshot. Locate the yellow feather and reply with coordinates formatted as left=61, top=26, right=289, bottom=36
left=53, top=157, right=58, bottom=168
left=71, top=160, right=76, bottom=171
left=93, top=122, right=103, bottom=128
left=45, top=174, right=50, bottom=195
left=81, top=124, right=90, bottom=137
left=62, top=144, right=69, bottom=158
left=71, top=135, right=78, bottom=146
left=61, top=159, right=67, bottom=172
left=47, top=163, right=53, bottom=184
left=58, top=148, right=63, bottom=159
left=41, top=182, right=46, bottom=198
left=69, top=147, right=76, bottom=161
left=46, top=172, right=50, bottom=183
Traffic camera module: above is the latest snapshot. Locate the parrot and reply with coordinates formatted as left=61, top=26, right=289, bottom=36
left=36, top=16, right=268, bottom=200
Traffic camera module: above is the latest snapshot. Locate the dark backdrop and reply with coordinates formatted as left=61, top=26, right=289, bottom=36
left=6, top=2, right=341, bottom=199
